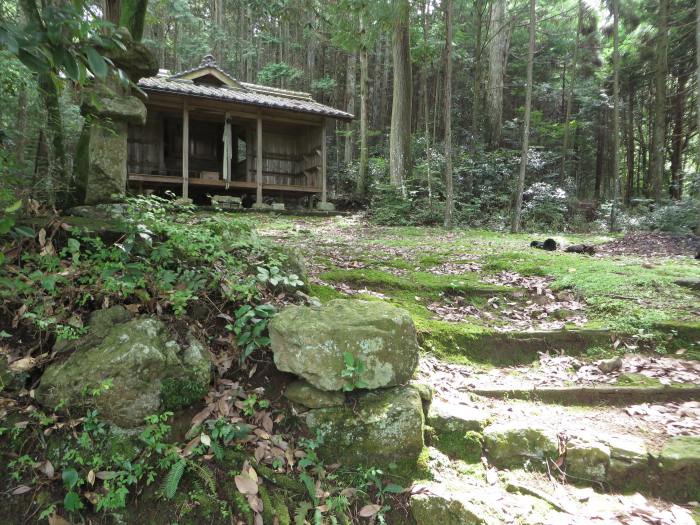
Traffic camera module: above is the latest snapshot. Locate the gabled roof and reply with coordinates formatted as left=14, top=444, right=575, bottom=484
left=138, top=55, right=353, bottom=121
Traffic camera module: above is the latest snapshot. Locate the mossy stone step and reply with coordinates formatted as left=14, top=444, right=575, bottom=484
left=418, top=325, right=612, bottom=365
left=470, top=385, right=700, bottom=405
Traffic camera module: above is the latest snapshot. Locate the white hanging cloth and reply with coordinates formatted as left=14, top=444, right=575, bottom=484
left=222, top=113, right=233, bottom=189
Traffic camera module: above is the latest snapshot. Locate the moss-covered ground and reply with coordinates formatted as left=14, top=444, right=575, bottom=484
left=250, top=213, right=700, bottom=363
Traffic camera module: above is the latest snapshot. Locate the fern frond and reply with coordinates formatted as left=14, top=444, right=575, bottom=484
left=163, top=459, right=186, bottom=500
left=187, top=459, right=216, bottom=494
left=294, top=501, right=313, bottom=525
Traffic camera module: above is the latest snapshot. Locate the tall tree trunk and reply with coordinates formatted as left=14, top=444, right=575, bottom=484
left=357, top=10, right=370, bottom=197
left=120, top=0, right=148, bottom=41
left=610, top=0, right=621, bottom=231
left=420, top=0, right=430, bottom=132
left=696, top=0, right=700, bottom=233
left=649, top=0, right=669, bottom=201
left=444, top=0, right=454, bottom=228
left=625, top=86, right=635, bottom=205
left=15, top=83, right=28, bottom=167
left=485, top=0, right=510, bottom=149
left=511, top=0, right=536, bottom=232
left=594, top=108, right=606, bottom=200
left=20, top=0, right=67, bottom=194
left=344, top=53, right=357, bottom=166
left=471, top=0, right=485, bottom=134
left=389, top=0, right=412, bottom=195
left=212, top=0, right=223, bottom=63
left=561, top=0, right=583, bottom=182
left=424, top=8, right=433, bottom=205
left=669, top=71, right=687, bottom=199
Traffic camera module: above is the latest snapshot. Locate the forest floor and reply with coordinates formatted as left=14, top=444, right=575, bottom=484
left=252, top=211, right=700, bottom=524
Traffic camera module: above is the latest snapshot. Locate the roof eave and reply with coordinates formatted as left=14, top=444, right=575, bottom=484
left=141, top=85, right=354, bottom=122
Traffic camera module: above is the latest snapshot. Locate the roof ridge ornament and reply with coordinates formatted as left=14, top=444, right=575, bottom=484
left=200, top=54, right=216, bottom=67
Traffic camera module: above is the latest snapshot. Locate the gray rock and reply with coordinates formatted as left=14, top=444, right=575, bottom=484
left=37, top=317, right=211, bottom=427
left=83, top=94, right=147, bottom=126
left=270, top=299, right=419, bottom=391
left=284, top=380, right=345, bottom=408
left=427, top=400, right=490, bottom=435
left=84, top=121, right=128, bottom=205
left=305, top=385, right=424, bottom=467
left=565, top=437, right=610, bottom=482
left=483, top=422, right=559, bottom=469
left=54, top=306, right=131, bottom=354
left=658, top=436, right=700, bottom=472
left=604, top=434, right=649, bottom=480
left=410, top=481, right=505, bottom=525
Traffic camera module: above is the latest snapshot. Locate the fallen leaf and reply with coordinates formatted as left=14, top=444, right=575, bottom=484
left=95, top=471, right=118, bottom=480
left=48, top=514, right=72, bottom=525
left=11, top=485, right=32, bottom=495
left=182, top=435, right=201, bottom=456
left=87, top=469, right=95, bottom=485
left=38, top=460, right=55, bottom=479
left=9, top=357, right=37, bottom=373
left=234, top=474, right=258, bottom=495
left=358, top=504, right=381, bottom=517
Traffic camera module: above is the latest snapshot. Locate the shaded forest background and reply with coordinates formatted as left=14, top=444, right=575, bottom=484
left=1, top=0, right=699, bottom=232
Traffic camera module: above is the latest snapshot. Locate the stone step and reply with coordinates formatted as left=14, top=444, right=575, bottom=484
left=470, top=385, right=700, bottom=405
left=410, top=447, right=697, bottom=525
left=425, top=402, right=700, bottom=503
left=418, top=327, right=614, bottom=365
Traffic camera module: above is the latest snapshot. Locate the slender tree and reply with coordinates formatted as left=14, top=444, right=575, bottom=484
left=649, top=0, right=669, bottom=201
left=389, top=0, right=413, bottom=195
left=561, top=0, right=583, bottom=182
left=511, top=0, right=536, bottom=232
left=485, top=0, right=510, bottom=149
left=609, top=0, right=621, bottom=231
left=344, top=53, right=356, bottom=165
left=444, top=0, right=454, bottom=228
left=357, top=7, right=369, bottom=197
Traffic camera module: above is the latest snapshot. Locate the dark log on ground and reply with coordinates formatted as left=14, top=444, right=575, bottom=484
left=565, top=244, right=596, bottom=255
left=530, top=238, right=557, bottom=251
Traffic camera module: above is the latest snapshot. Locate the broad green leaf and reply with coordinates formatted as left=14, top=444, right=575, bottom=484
left=4, top=200, right=21, bottom=213
left=86, top=47, right=107, bottom=79
left=63, top=491, right=83, bottom=511
left=61, top=468, right=79, bottom=489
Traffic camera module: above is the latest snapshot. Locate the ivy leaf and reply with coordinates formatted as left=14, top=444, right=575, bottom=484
left=86, top=47, right=107, bottom=79
left=61, top=468, right=79, bottom=490
left=63, top=490, right=83, bottom=512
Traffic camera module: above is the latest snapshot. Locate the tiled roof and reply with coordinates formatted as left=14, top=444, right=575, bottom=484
left=139, top=55, right=353, bottom=121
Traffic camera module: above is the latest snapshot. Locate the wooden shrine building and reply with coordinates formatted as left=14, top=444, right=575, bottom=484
left=127, top=55, right=353, bottom=207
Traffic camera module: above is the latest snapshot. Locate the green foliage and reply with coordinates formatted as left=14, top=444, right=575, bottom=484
left=256, top=265, right=304, bottom=290
left=0, top=1, right=124, bottom=84
left=341, top=352, right=368, bottom=391
left=257, top=62, right=303, bottom=87
left=160, top=376, right=209, bottom=411
left=226, top=303, right=276, bottom=364
left=641, top=200, right=700, bottom=234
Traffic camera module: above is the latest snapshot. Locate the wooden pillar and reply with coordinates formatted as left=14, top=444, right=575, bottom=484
left=245, top=129, right=253, bottom=182
left=256, top=115, right=263, bottom=204
left=182, top=104, right=189, bottom=198
left=321, top=119, right=327, bottom=203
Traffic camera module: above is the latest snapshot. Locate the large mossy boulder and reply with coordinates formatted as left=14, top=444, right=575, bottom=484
left=37, top=316, right=211, bottom=427
left=305, top=385, right=424, bottom=467
left=270, top=299, right=419, bottom=391
left=483, top=422, right=559, bottom=470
